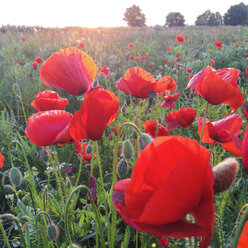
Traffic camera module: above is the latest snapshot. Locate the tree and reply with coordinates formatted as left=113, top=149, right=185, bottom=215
left=165, top=12, right=185, bottom=27
left=224, top=2, right=248, bottom=25
left=195, top=10, right=222, bottom=26
left=123, top=5, right=146, bottom=27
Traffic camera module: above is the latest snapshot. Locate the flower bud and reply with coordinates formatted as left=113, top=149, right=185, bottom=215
left=86, top=144, right=92, bottom=154
left=116, top=159, right=129, bottom=178
left=172, top=68, right=178, bottom=74
left=40, top=149, right=50, bottom=162
left=122, top=140, right=134, bottom=160
left=121, top=105, right=127, bottom=114
left=9, top=167, right=23, bottom=187
left=46, top=223, right=59, bottom=241
left=213, top=158, right=239, bottom=194
left=139, top=133, right=153, bottom=150
left=132, top=130, right=137, bottom=139
left=92, top=79, right=99, bottom=88
left=4, top=184, right=14, bottom=194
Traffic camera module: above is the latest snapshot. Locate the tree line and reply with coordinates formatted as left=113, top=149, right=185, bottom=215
left=123, top=2, right=248, bottom=27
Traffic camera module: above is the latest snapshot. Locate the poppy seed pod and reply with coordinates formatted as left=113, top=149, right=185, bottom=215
left=117, top=159, right=130, bottom=178
left=121, top=105, right=127, bottom=114
left=139, top=133, right=153, bottom=150
left=213, top=158, right=239, bottom=194
left=46, top=223, right=59, bottom=241
left=132, top=130, right=138, bottom=139
left=40, top=149, right=50, bottom=162
left=9, top=167, right=22, bottom=187
left=122, top=140, right=134, bottom=160
left=4, top=185, right=14, bottom=194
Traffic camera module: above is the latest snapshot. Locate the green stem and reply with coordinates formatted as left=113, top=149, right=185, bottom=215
left=200, top=103, right=209, bottom=144
left=0, top=220, right=11, bottom=248
left=53, top=145, right=68, bottom=199
left=141, top=233, right=145, bottom=248
left=136, top=231, right=139, bottom=248
left=231, top=206, right=248, bottom=248
left=111, top=122, right=142, bottom=248
left=47, top=147, right=65, bottom=205
left=75, top=142, right=84, bottom=186
left=0, top=214, right=27, bottom=248
left=64, top=185, right=105, bottom=248
left=95, top=141, right=111, bottom=245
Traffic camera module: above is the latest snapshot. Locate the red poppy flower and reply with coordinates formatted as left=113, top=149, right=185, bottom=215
left=138, top=56, right=148, bottom=61
left=112, top=136, right=214, bottom=248
left=78, top=42, right=84, bottom=48
left=237, top=221, right=248, bottom=248
left=21, top=37, right=25, bottom=41
left=186, top=66, right=244, bottom=113
left=31, top=90, right=68, bottom=111
left=142, top=120, right=169, bottom=138
left=246, top=66, right=248, bottom=78
left=165, top=108, right=197, bottom=130
left=186, top=68, right=192, bottom=73
left=99, top=65, right=110, bottom=78
left=130, top=56, right=135, bottom=60
left=70, top=88, right=119, bottom=141
left=32, top=62, right=38, bottom=70
left=189, top=74, right=194, bottom=80
left=214, top=41, right=222, bottom=48
left=0, top=153, right=4, bottom=168
left=242, top=125, right=248, bottom=174
left=166, top=48, right=171, bottom=52
left=165, top=41, right=169, bottom=45
left=175, top=35, right=185, bottom=43
left=40, top=47, right=97, bottom=95
left=163, top=60, right=168, bottom=64
left=35, top=57, right=43, bottom=64
left=244, top=54, right=248, bottom=57
left=197, top=113, right=242, bottom=157
left=149, top=63, right=153, bottom=69
left=209, top=60, right=215, bottom=66
left=116, top=67, right=177, bottom=98
left=243, top=101, right=248, bottom=119
left=158, top=92, right=181, bottom=109
left=128, top=43, right=133, bottom=49
left=25, top=110, right=73, bottom=146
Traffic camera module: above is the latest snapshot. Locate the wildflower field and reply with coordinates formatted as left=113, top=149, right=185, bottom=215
left=0, top=25, right=248, bottom=248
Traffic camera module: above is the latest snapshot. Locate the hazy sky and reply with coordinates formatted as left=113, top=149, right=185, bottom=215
left=1, top=0, right=248, bottom=27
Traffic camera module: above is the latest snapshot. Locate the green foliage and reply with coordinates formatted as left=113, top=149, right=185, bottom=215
left=123, top=5, right=146, bottom=27
left=165, top=12, right=185, bottom=27
left=195, top=10, right=223, bottom=26
left=224, top=2, right=248, bottom=25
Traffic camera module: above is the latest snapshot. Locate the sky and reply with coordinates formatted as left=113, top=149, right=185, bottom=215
left=1, top=0, right=248, bottom=28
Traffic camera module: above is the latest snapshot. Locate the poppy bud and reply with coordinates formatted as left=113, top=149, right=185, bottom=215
left=122, top=140, right=134, bottom=160
left=9, top=167, right=23, bottom=187
left=4, top=184, right=14, bottom=194
left=121, top=105, right=127, bottom=114
left=213, top=158, right=239, bottom=194
left=139, top=133, right=153, bottom=150
left=86, top=144, right=92, bottom=154
left=116, top=159, right=129, bottom=178
left=40, top=149, right=50, bottom=162
left=46, top=223, right=59, bottom=241
left=132, top=130, right=138, bottom=139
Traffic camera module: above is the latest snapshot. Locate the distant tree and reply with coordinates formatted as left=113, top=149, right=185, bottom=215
left=224, top=2, right=248, bottom=25
left=123, top=5, right=146, bottom=27
left=165, top=12, right=185, bottom=27
left=195, top=10, right=222, bottom=26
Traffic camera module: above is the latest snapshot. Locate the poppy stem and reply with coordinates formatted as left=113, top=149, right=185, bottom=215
left=64, top=185, right=105, bottom=248
left=200, top=102, right=209, bottom=144
left=0, top=221, right=11, bottom=248
left=75, top=142, right=84, bottom=186
left=94, top=140, right=111, bottom=244
left=90, top=141, right=96, bottom=178
left=231, top=205, right=248, bottom=248
left=0, top=214, right=27, bottom=248
left=111, top=122, right=142, bottom=248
